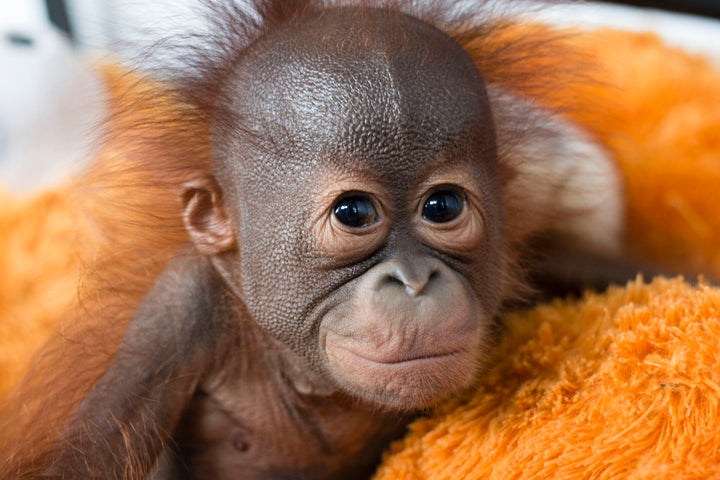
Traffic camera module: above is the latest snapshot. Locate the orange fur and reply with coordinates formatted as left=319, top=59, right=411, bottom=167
left=529, top=29, right=720, bottom=277
left=0, top=63, right=208, bottom=476
left=0, top=63, right=205, bottom=399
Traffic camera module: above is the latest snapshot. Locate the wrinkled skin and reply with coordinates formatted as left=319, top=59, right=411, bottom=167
left=46, top=7, right=506, bottom=479
left=204, top=6, right=504, bottom=407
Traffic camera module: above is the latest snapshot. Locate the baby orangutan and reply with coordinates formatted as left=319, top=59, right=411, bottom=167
left=0, top=1, right=622, bottom=479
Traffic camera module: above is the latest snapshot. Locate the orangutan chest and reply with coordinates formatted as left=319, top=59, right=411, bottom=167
left=172, top=374, right=403, bottom=480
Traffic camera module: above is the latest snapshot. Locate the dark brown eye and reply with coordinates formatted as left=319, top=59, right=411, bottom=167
left=333, top=195, right=378, bottom=228
left=422, top=190, right=463, bottom=223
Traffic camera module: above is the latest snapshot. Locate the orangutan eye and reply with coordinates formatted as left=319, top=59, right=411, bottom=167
left=422, top=190, right=463, bottom=223
left=333, top=195, right=378, bottom=228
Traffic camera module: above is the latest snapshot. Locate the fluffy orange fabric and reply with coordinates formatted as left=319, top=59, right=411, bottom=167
left=464, top=25, right=720, bottom=275
left=538, top=29, right=720, bottom=277
left=374, top=277, right=720, bottom=479
left=600, top=30, right=720, bottom=276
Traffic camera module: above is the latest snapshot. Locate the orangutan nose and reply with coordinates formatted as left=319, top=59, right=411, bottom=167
left=372, top=258, right=440, bottom=298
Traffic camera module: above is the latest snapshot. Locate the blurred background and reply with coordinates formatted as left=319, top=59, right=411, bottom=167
left=3, top=0, right=720, bottom=193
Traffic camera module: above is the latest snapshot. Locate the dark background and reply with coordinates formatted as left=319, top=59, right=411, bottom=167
left=599, top=0, right=720, bottom=19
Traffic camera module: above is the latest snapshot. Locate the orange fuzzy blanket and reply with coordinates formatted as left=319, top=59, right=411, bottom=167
left=1, top=26, right=719, bottom=478
left=375, top=277, right=720, bottom=479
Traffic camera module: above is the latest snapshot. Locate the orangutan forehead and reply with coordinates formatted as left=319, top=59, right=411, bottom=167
left=218, top=6, right=494, bottom=170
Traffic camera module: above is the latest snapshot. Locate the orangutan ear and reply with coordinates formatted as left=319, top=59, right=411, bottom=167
left=181, top=176, right=236, bottom=255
